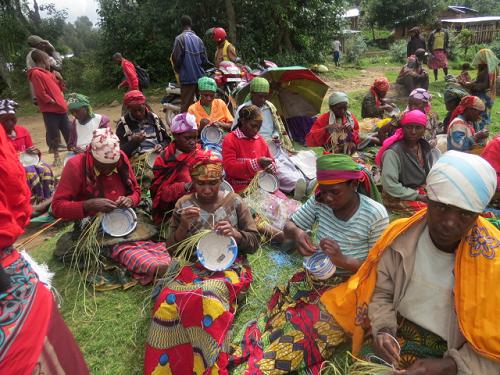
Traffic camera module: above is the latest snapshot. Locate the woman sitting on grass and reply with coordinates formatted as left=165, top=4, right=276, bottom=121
left=447, top=95, right=489, bottom=153
left=230, top=153, right=388, bottom=374
left=67, top=93, right=109, bottom=153
left=361, top=77, right=396, bottom=119
left=188, top=76, right=233, bottom=131
left=150, top=113, right=201, bottom=224
left=144, top=151, right=259, bottom=375
left=377, top=110, right=440, bottom=217
left=0, top=99, right=55, bottom=213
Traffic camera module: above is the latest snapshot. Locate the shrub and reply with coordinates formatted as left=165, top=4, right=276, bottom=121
left=344, top=34, right=368, bottom=65
left=389, top=40, right=407, bottom=64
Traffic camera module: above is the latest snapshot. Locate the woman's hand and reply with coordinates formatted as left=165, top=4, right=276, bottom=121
left=179, top=207, right=200, bottom=228
left=258, top=157, right=273, bottom=169
left=130, top=131, right=146, bottom=143
left=153, top=144, right=163, bottom=153
left=215, top=220, right=242, bottom=242
left=115, top=196, right=133, bottom=208
left=393, top=358, right=457, bottom=375
left=295, top=229, right=316, bottom=256
left=474, top=130, right=489, bottom=141
left=374, top=331, right=401, bottom=367
left=83, top=198, right=117, bottom=214
left=26, top=147, right=41, bottom=156
left=200, top=118, right=211, bottom=128
left=319, top=238, right=344, bottom=264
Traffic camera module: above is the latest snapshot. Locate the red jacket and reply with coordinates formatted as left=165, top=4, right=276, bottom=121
left=27, top=67, right=68, bottom=114
left=4, top=125, right=33, bottom=152
left=52, top=152, right=141, bottom=220
left=222, top=128, right=276, bottom=193
left=306, top=111, right=360, bottom=149
left=120, top=59, right=139, bottom=91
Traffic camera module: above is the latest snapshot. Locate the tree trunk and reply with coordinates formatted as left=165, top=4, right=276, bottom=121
left=224, top=0, right=237, bottom=43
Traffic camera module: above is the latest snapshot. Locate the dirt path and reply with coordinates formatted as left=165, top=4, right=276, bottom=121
left=321, top=65, right=395, bottom=95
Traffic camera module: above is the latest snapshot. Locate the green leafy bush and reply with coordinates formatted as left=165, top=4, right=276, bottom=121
left=344, top=35, right=368, bottom=65
left=389, top=40, right=407, bottom=64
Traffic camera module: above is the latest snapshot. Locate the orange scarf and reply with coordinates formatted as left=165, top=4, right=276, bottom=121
left=320, top=209, right=500, bottom=362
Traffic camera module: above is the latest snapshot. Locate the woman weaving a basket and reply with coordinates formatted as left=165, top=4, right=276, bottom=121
left=144, top=150, right=259, bottom=375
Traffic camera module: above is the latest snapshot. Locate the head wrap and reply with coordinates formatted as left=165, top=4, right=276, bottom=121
left=67, top=93, right=94, bottom=117
left=123, top=90, right=146, bottom=107
left=472, top=48, right=499, bottom=100
left=0, top=99, right=18, bottom=115
left=0, top=119, right=31, bottom=249
left=250, top=77, right=270, bottom=94
left=316, top=153, right=381, bottom=202
left=449, top=95, right=485, bottom=123
left=370, top=77, right=390, bottom=108
left=90, top=128, right=121, bottom=164
left=427, top=150, right=497, bottom=213
left=444, top=86, right=467, bottom=104
left=375, top=110, right=427, bottom=166
left=171, top=112, right=198, bottom=134
left=198, top=76, right=217, bottom=92
left=27, top=35, right=46, bottom=47
left=329, top=92, right=349, bottom=106
left=409, top=88, right=432, bottom=113
left=189, top=150, right=224, bottom=181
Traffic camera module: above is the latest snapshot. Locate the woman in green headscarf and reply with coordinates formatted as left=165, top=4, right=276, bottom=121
left=67, top=93, right=110, bottom=153
left=460, top=48, right=499, bottom=129
left=187, top=76, right=233, bottom=131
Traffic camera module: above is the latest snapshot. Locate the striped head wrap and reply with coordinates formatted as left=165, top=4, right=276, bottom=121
left=449, top=95, right=485, bottom=123
left=316, top=154, right=364, bottom=185
left=427, top=150, right=497, bottom=213
left=250, top=77, right=270, bottom=93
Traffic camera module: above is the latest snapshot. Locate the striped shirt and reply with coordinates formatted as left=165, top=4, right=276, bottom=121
left=291, top=194, right=389, bottom=275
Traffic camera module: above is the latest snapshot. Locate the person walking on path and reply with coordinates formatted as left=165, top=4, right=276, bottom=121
left=171, top=15, right=208, bottom=112
left=113, top=52, right=139, bottom=92
left=427, top=21, right=449, bottom=81
left=332, top=38, right=341, bottom=67
left=27, top=49, right=71, bottom=166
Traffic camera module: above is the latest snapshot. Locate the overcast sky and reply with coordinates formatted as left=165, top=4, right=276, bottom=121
left=35, top=0, right=100, bottom=24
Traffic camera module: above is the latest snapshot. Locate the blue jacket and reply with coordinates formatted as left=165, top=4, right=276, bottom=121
left=172, top=30, right=207, bottom=85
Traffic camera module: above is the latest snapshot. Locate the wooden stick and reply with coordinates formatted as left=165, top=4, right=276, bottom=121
left=17, top=218, right=62, bottom=248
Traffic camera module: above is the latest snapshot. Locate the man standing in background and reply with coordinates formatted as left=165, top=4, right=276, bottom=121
left=171, top=15, right=208, bottom=112
left=332, top=38, right=341, bottom=67
left=113, top=52, right=139, bottom=92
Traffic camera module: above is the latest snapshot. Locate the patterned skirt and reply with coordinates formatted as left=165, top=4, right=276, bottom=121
left=382, top=188, right=427, bottom=218
left=359, top=315, right=447, bottom=369
left=230, top=271, right=347, bottom=375
left=24, top=162, right=55, bottom=203
left=427, top=49, right=448, bottom=69
left=144, top=259, right=252, bottom=375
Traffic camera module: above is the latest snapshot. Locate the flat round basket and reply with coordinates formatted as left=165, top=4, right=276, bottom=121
left=19, top=152, right=39, bottom=167
left=146, top=152, right=160, bottom=169
left=101, top=208, right=138, bottom=237
left=258, top=172, right=279, bottom=193
left=220, top=180, right=234, bottom=193
left=63, top=152, right=76, bottom=167
left=201, top=126, right=223, bottom=145
left=196, top=232, right=238, bottom=272
left=303, top=251, right=336, bottom=280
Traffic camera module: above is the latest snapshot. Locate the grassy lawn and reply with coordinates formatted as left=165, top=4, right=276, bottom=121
left=26, top=59, right=498, bottom=374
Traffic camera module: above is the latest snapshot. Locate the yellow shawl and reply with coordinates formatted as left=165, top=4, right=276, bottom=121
left=320, top=209, right=500, bottom=362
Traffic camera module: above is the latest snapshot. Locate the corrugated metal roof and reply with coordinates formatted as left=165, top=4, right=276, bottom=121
left=441, top=16, right=500, bottom=23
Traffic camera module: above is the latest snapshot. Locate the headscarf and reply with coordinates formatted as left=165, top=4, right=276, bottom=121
left=198, top=76, right=217, bottom=92
left=90, top=128, right=121, bottom=164
left=123, top=90, right=146, bottom=107
left=250, top=77, right=270, bottom=94
left=67, top=93, right=94, bottom=117
left=444, top=86, right=467, bottom=104
left=316, top=153, right=381, bottom=202
left=427, top=150, right=497, bottom=213
left=408, top=88, right=432, bottom=113
left=375, top=110, right=427, bottom=166
left=370, top=77, right=390, bottom=107
left=0, top=99, right=18, bottom=115
left=449, top=95, right=486, bottom=123
left=0, top=121, right=31, bottom=249
left=171, top=113, right=197, bottom=134
left=328, top=92, right=349, bottom=106
left=189, top=150, right=224, bottom=181
left=472, top=48, right=499, bottom=100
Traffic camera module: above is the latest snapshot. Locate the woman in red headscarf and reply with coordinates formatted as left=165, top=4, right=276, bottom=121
left=116, top=90, right=170, bottom=158
left=378, top=110, right=440, bottom=217
left=0, top=120, right=89, bottom=374
left=361, top=77, right=397, bottom=118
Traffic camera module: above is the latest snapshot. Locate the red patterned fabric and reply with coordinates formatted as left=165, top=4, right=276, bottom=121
left=110, top=241, right=172, bottom=285
left=144, top=260, right=252, bottom=374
